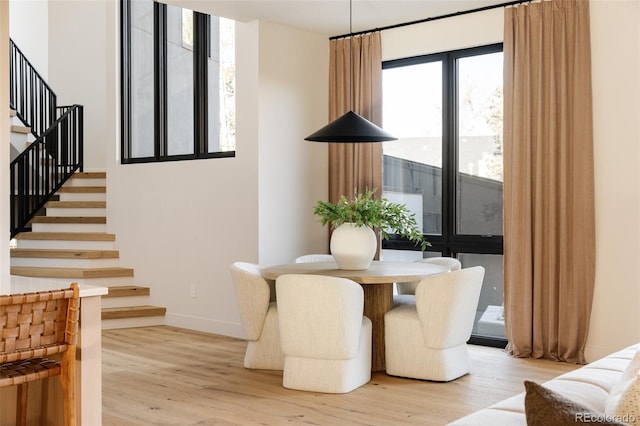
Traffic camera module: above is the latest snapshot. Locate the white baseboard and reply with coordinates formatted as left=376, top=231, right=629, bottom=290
left=164, top=312, right=245, bottom=339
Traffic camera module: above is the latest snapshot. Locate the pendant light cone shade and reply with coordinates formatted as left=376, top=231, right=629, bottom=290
left=305, top=110, right=397, bottom=143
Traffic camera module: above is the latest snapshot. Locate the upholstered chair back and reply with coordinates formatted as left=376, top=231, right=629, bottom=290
left=230, top=262, right=283, bottom=370
left=420, top=257, right=462, bottom=271
left=277, top=274, right=364, bottom=359
left=396, top=257, right=462, bottom=296
left=294, top=254, right=334, bottom=263
left=385, top=266, right=485, bottom=381
left=230, top=262, right=271, bottom=341
left=415, top=266, right=485, bottom=348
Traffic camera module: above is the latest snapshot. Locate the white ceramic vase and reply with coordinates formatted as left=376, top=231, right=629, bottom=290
left=330, top=223, right=377, bottom=270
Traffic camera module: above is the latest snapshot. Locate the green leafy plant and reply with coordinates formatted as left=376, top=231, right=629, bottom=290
left=314, top=189, right=430, bottom=251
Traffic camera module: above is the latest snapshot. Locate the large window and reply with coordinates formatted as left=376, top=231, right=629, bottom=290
left=382, top=44, right=505, bottom=346
left=121, top=0, right=235, bottom=163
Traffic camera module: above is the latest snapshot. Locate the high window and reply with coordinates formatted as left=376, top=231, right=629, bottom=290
left=121, top=0, right=236, bottom=163
left=382, top=44, right=506, bottom=346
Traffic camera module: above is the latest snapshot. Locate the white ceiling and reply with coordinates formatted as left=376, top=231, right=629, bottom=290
left=163, top=0, right=513, bottom=37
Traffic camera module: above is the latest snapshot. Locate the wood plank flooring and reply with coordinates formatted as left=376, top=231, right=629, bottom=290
left=102, top=326, right=579, bottom=426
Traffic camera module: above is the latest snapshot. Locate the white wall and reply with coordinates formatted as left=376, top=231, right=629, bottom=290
left=9, top=0, right=48, bottom=79
left=1, top=1, right=10, bottom=293
left=382, top=8, right=503, bottom=61
left=382, top=1, right=640, bottom=361
left=588, top=0, right=640, bottom=360
left=257, top=21, right=329, bottom=266
left=47, top=0, right=108, bottom=171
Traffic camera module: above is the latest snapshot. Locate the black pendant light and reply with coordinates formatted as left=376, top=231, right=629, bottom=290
left=305, top=0, right=397, bottom=143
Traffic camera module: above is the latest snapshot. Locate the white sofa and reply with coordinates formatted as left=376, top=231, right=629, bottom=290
left=450, top=343, right=640, bottom=425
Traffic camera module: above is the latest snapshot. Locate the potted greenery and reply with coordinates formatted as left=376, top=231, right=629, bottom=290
left=314, top=189, right=429, bottom=270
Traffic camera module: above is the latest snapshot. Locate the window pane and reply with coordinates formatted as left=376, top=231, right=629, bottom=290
left=458, top=253, right=505, bottom=339
left=167, top=5, right=194, bottom=156
left=209, top=17, right=235, bottom=153
left=456, top=52, right=503, bottom=236
left=382, top=62, right=443, bottom=235
left=130, top=0, right=154, bottom=158
left=182, top=8, right=193, bottom=49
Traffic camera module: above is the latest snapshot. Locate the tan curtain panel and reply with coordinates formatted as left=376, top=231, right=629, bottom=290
left=503, top=0, right=595, bottom=364
left=328, top=32, right=383, bottom=203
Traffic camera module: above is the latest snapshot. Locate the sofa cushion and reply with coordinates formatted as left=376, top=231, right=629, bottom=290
left=524, top=381, right=626, bottom=426
left=588, top=357, right=637, bottom=375
left=607, top=345, right=640, bottom=360
left=607, top=350, right=640, bottom=400
left=553, top=367, right=625, bottom=394
left=542, top=378, right=611, bottom=412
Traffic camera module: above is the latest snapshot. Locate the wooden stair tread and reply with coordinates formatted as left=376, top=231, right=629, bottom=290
left=11, top=124, right=30, bottom=134
left=10, top=248, right=119, bottom=259
left=30, top=216, right=107, bottom=224
left=10, top=266, right=134, bottom=278
left=105, top=286, right=151, bottom=298
left=73, top=172, right=106, bottom=179
left=102, top=305, right=167, bottom=320
left=45, top=201, right=106, bottom=208
left=57, top=186, right=106, bottom=193
left=15, top=232, right=116, bottom=241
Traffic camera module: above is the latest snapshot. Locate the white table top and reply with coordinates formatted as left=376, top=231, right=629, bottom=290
left=262, top=260, right=447, bottom=284
left=2, top=275, right=108, bottom=297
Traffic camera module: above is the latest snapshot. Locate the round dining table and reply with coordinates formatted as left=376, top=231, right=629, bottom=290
left=261, top=260, right=447, bottom=372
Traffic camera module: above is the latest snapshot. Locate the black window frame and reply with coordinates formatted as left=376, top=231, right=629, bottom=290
left=120, top=0, right=235, bottom=164
left=381, top=43, right=506, bottom=348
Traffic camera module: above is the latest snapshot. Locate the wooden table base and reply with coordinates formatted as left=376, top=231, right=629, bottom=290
left=362, top=283, right=393, bottom=372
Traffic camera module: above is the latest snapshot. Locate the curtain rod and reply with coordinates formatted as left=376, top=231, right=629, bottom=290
left=329, top=0, right=534, bottom=40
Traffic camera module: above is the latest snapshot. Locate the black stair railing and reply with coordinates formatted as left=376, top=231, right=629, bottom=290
left=9, top=39, right=57, bottom=138
left=8, top=39, right=84, bottom=238
left=10, top=105, right=84, bottom=238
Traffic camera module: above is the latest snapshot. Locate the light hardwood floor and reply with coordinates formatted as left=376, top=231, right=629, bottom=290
left=102, top=326, right=579, bottom=426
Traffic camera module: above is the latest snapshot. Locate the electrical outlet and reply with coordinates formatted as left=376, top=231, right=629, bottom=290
left=190, top=284, right=197, bottom=298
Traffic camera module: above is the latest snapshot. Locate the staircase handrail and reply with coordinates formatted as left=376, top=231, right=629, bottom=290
left=10, top=105, right=84, bottom=238
left=9, top=38, right=57, bottom=138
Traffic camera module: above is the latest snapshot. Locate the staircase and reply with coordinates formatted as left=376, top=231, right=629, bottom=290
left=8, top=39, right=165, bottom=329
left=9, top=170, right=167, bottom=329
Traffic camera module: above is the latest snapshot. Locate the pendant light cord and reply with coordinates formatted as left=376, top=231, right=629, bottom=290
left=349, top=0, right=353, bottom=112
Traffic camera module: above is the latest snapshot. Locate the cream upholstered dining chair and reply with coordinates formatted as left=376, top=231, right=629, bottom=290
left=276, top=274, right=372, bottom=393
left=230, top=262, right=284, bottom=370
left=385, top=266, right=484, bottom=382
left=394, top=257, right=462, bottom=305
left=0, top=283, right=80, bottom=426
left=294, top=254, right=334, bottom=263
